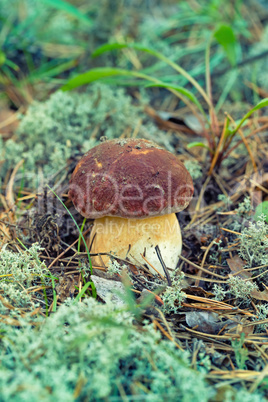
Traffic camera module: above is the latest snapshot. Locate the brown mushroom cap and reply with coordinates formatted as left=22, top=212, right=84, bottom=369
left=69, top=138, right=194, bottom=219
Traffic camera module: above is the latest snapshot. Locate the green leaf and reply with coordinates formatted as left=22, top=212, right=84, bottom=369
left=73, top=281, right=96, bottom=304
left=4, top=58, right=19, bottom=71
left=29, top=59, right=77, bottom=81
left=145, top=83, right=205, bottom=115
left=254, top=201, right=268, bottom=223
left=0, top=50, right=6, bottom=67
left=61, top=67, right=139, bottom=91
left=187, top=141, right=212, bottom=152
left=40, top=0, right=92, bottom=25
left=92, top=43, right=130, bottom=57
left=48, top=270, right=57, bottom=312
left=232, top=98, right=268, bottom=135
left=46, top=185, right=93, bottom=275
left=62, top=67, right=207, bottom=117
left=92, top=42, right=212, bottom=107
left=92, top=42, right=165, bottom=59
left=214, top=25, right=237, bottom=67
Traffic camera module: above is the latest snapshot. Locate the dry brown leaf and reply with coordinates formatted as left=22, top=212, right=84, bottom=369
left=227, top=255, right=250, bottom=279
left=250, top=289, right=268, bottom=302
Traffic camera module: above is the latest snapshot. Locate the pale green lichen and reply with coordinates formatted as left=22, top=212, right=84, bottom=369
left=1, top=83, right=172, bottom=187
left=212, top=283, right=226, bottom=302
left=254, top=304, right=268, bottom=333
left=213, top=276, right=258, bottom=305
left=184, top=159, right=203, bottom=181
left=0, top=297, right=212, bottom=401
left=218, top=194, right=232, bottom=209
left=161, top=270, right=186, bottom=314
left=0, top=243, right=49, bottom=310
left=224, top=387, right=266, bottom=402
left=237, top=196, right=253, bottom=216
left=227, top=276, right=258, bottom=303
left=107, top=258, right=128, bottom=275
left=239, top=214, right=268, bottom=267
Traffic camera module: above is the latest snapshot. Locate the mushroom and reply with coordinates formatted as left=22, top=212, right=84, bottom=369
left=68, top=138, right=194, bottom=276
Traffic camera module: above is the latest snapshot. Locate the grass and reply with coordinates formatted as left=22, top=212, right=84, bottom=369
left=62, top=41, right=268, bottom=173
left=0, top=0, right=268, bottom=400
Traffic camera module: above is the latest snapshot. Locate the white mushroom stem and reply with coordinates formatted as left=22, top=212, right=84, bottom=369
left=87, top=213, right=182, bottom=276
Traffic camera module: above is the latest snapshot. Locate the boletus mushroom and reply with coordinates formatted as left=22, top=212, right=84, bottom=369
left=68, top=138, right=194, bottom=275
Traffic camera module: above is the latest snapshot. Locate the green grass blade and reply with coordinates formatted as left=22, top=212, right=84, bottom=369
left=231, top=98, right=268, bottom=135
left=73, top=281, right=96, bottom=304
left=92, top=42, right=212, bottom=107
left=215, top=70, right=238, bottom=113
left=92, top=43, right=129, bottom=57
left=146, top=83, right=205, bottom=116
left=0, top=50, right=6, bottom=66
left=61, top=67, right=174, bottom=92
left=187, top=141, right=212, bottom=152
left=4, top=58, right=19, bottom=71
left=78, top=217, right=87, bottom=254
left=40, top=0, right=92, bottom=25
left=46, top=185, right=92, bottom=275
left=61, top=67, right=137, bottom=90
left=47, top=270, right=57, bottom=312
left=76, top=217, right=96, bottom=298
left=29, top=59, right=78, bottom=81
left=41, top=278, right=49, bottom=316
left=61, top=68, right=205, bottom=116
left=16, top=238, right=58, bottom=312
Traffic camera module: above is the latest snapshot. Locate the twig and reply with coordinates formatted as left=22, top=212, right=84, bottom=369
left=47, top=227, right=91, bottom=270
left=155, top=245, right=172, bottom=285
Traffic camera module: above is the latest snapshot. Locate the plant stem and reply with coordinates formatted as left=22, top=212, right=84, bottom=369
left=205, top=35, right=219, bottom=146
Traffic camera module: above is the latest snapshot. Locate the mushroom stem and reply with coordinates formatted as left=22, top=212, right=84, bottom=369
left=88, top=213, right=182, bottom=276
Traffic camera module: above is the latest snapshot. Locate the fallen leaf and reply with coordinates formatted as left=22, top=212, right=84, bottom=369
left=185, top=311, right=235, bottom=334
left=227, top=255, right=250, bottom=279
left=91, top=274, right=127, bottom=307
left=250, top=289, right=268, bottom=302
left=145, top=106, right=202, bottom=134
